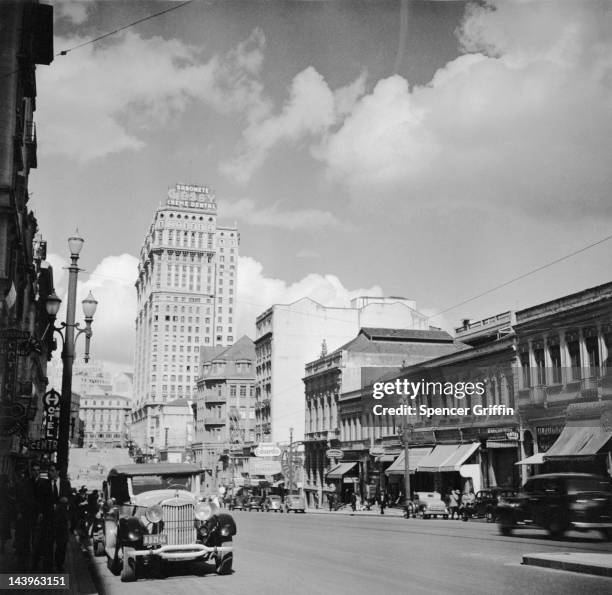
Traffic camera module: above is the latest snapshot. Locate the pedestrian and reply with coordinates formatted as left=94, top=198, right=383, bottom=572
left=0, top=475, right=12, bottom=554
left=32, top=463, right=72, bottom=572
left=448, top=488, right=460, bottom=520
left=379, top=492, right=386, bottom=515
left=327, top=492, right=334, bottom=512
left=14, top=463, right=38, bottom=570
left=350, top=491, right=357, bottom=513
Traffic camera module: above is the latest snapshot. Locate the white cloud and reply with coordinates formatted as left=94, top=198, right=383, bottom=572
left=317, top=0, right=612, bottom=220
left=221, top=68, right=366, bottom=183
left=38, top=29, right=268, bottom=161
left=55, top=1, right=92, bottom=26
left=218, top=198, right=352, bottom=231
left=48, top=253, right=138, bottom=367
left=235, top=256, right=383, bottom=339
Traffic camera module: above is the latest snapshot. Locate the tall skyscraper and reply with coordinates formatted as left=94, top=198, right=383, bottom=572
left=131, top=184, right=239, bottom=453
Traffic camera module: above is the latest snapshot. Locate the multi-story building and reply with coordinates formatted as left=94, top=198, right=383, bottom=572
left=513, top=282, right=612, bottom=476
left=303, top=327, right=467, bottom=507
left=131, top=183, right=239, bottom=452
left=193, top=336, right=256, bottom=490
left=0, top=1, right=54, bottom=475
left=80, top=394, right=131, bottom=448
left=255, top=296, right=431, bottom=445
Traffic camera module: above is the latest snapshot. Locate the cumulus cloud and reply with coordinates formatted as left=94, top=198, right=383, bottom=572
left=38, top=29, right=268, bottom=161
left=218, top=198, right=352, bottom=231
left=48, top=253, right=138, bottom=367
left=55, top=1, right=91, bottom=26
left=318, top=0, right=612, bottom=220
left=221, top=68, right=366, bottom=183
left=235, top=256, right=384, bottom=339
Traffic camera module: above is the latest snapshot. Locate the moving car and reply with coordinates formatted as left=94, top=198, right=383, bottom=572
left=497, top=473, right=612, bottom=540
left=414, top=492, right=449, bottom=519
left=228, top=495, right=245, bottom=511
left=102, top=463, right=236, bottom=582
left=460, top=488, right=518, bottom=522
left=284, top=494, right=306, bottom=513
left=263, top=495, right=283, bottom=512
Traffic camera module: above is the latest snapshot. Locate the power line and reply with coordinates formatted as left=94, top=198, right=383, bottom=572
left=57, top=0, right=196, bottom=56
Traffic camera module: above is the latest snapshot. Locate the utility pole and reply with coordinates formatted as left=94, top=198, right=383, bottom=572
left=288, top=427, right=294, bottom=495
left=403, top=396, right=411, bottom=510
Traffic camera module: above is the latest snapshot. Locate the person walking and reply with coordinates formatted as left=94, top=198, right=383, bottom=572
left=14, top=463, right=38, bottom=570
left=448, top=488, right=460, bottom=520
left=379, top=492, right=386, bottom=515
left=350, top=491, right=357, bottom=513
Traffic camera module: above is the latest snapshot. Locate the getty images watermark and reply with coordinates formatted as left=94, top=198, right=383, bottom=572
left=368, top=379, right=515, bottom=419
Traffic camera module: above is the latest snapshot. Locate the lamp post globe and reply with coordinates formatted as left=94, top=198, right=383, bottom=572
left=82, top=291, right=98, bottom=319
left=45, top=292, right=62, bottom=317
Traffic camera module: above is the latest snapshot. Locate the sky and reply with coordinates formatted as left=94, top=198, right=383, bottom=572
left=30, top=0, right=612, bottom=376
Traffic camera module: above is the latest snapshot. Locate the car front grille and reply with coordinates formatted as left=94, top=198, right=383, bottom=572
left=162, top=502, right=196, bottom=545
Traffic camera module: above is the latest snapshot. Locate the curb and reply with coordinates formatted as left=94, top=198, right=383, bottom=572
left=522, top=553, right=612, bottom=578
left=67, top=535, right=100, bottom=595
left=307, top=509, right=404, bottom=517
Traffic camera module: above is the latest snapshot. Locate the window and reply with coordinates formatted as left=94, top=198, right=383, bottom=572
left=567, top=337, right=581, bottom=380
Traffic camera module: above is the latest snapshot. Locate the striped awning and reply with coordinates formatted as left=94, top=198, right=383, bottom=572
left=326, top=462, right=358, bottom=479
left=418, top=443, right=480, bottom=472
left=385, top=448, right=433, bottom=475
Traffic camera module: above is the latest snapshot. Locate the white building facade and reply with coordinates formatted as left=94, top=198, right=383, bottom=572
left=254, top=296, right=430, bottom=445
left=131, top=183, right=239, bottom=453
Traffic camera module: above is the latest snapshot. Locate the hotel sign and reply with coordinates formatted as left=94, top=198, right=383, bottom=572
left=167, top=183, right=216, bottom=210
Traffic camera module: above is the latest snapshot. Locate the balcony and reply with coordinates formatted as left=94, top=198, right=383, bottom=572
left=204, top=393, right=226, bottom=404
left=518, top=374, right=608, bottom=408
left=25, top=121, right=37, bottom=168
left=203, top=416, right=225, bottom=426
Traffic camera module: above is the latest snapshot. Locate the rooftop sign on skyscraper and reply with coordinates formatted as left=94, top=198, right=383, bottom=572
left=167, top=183, right=216, bottom=211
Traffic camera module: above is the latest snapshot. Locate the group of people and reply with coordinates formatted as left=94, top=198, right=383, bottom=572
left=0, top=461, right=99, bottom=572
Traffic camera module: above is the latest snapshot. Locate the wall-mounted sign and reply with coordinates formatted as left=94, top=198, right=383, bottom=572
left=249, top=458, right=282, bottom=476
left=368, top=447, right=385, bottom=457
left=254, top=442, right=281, bottom=457
left=506, top=431, right=519, bottom=441
left=42, top=389, right=60, bottom=441
left=326, top=449, right=344, bottom=459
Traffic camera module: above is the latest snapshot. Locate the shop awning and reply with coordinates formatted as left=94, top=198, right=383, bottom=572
left=326, top=462, right=358, bottom=479
left=515, top=453, right=545, bottom=465
left=385, top=448, right=433, bottom=475
left=376, top=454, right=398, bottom=463
left=543, top=423, right=612, bottom=459
left=418, top=443, right=480, bottom=472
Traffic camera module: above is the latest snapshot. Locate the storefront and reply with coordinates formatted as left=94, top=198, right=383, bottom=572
left=325, top=462, right=360, bottom=503
left=415, top=443, right=481, bottom=495
left=385, top=447, right=433, bottom=498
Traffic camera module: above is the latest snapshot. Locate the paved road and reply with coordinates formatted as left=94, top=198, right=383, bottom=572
left=91, top=512, right=612, bottom=595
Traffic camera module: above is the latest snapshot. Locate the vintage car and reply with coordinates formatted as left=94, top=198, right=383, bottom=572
left=284, top=494, right=306, bottom=513
left=414, top=492, right=449, bottom=519
left=263, top=495, right=283, bottom=512
left=460, top=488, right=518, bottom=522
left=246, top=496, right=263, bottom=511
left=497, top=473, right=612, bottom=540
left=228, top=495, right=245, bottom=511
left=102, top=463, right=236, bottom=582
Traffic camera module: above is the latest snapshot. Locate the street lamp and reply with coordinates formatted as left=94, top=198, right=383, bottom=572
left=45, top=232, right=98, bottom=471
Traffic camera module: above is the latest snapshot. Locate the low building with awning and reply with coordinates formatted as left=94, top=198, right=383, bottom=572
left=385, top=447, right=433, bottom=475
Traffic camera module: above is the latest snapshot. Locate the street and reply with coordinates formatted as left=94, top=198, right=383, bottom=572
left=91, top=512, right=612, bottom=595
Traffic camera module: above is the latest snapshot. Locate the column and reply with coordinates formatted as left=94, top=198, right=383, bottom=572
left=578, top=328, right=588, bottom=381
left=543, top=335, right=552, bottom=386
left=597, top=325, right=608, bottom=376
left=559, top=332, right=569, bottom=385
left=528, top=340, right=536, bottom=388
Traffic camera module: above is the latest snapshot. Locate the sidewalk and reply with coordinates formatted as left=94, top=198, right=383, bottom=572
left=307, top=505, right=405, bottom=517
left=522, top=552, right=612, bottom=577
left=0, top=532, right=98, bottom=594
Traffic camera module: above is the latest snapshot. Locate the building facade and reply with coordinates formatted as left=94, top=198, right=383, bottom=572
left=303, top=328, right=467, bottom=507
left=131, top=183, right=239, bottom=452
left=0, top=1, right=54, bottom=475
left=193, top=336, right=256, bottom=491
left=513, top=282, right=612, bottom=476
left=255, top=296, right=431, bottom=445
left=80, top=394, right=131, bottom=448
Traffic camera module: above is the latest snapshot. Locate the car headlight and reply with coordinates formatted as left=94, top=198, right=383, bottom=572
left=195, top=501, right=217, bottom=521
left=220, top=524, right=232, bottom=537
left=125, top=517, right=144, bottom=542
left=145, top=505, right=163, bottom=523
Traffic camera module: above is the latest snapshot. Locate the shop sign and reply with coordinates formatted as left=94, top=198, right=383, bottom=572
left=254, top=442, right=281, bottom=457
left=369, top=447, right=385, bottom=457
left=249, top=458, right=282, bottom=476
left=506, top=431, right=519, bottom=440
left=326, top=449, right=344, bottom=459
left=42, top=389, right=60, bottom=440
left=30, top=438, right=58, bottom=452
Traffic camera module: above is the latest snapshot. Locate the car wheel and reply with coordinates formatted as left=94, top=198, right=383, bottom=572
left=215, top=538, right=233, bottom=575
left=443, top=515, right=449, bottom=520
left=498, top=513, right=514, bottom=536
left=107, top=544, right=122, bottom=576
left=547, top=519, right=566, bottom=540
left=94, top=540, right=105, bottom=557
left=486, top=511, right=494, bottom=523
left=120, top=547, right=137, bottom=582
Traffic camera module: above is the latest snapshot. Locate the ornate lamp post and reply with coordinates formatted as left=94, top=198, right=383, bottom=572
left=45, top=233, right=98, bottom=470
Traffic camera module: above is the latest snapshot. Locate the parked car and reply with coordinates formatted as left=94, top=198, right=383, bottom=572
left=246, top=496, right=263, bottom=511
left=460, top=488, right=518, bottom=522
left=263, top=495, right=283, bottom=512
left=414, top=492, right=449, bottom=519
left=284, top=494, right=306, bottom=513
left=102, top=463, right=236, bottom=582
left=228, top=495, right=245, bottom=511
left=497, top=473, right=612, bottom=540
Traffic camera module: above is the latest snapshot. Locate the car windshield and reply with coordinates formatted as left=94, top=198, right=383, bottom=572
left=131, top=474, right=194, bottom=495
left=566, top=477, right=611, bottom=495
